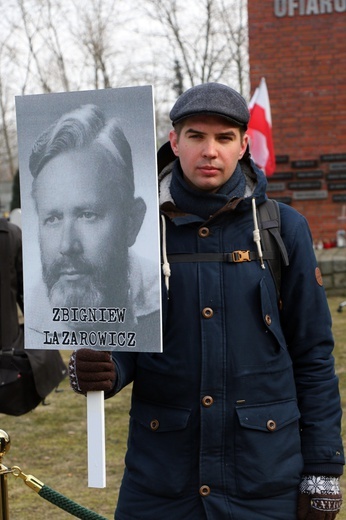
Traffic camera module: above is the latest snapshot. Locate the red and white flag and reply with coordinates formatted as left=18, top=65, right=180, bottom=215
left=247, top=77, right=276, bottom=176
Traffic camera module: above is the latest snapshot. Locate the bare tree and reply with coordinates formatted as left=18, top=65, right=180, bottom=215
left=41, top=0, right=71, bottom=91
left=141, top=0, right=249, bottom=95
left=0, top=29, right=20, bottom=179
left=15, top=0, right=72, bottom=93
left=0, top=0, right=249, bottom=185
left=0, top=72, right=16, bottom=178
left=0, top=0, right=134, bottom=182
left=16, top=0, right=51, bottom=93
left=0, top=0, right=74, bottom=181
left=10, top=0, right=134, bottom=93
left=69, top=0, right=122, bottom=90
left=220, top=0, right=249, bottom=96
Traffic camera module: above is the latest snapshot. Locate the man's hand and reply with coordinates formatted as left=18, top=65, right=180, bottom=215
left=69, top=348, right=116, bottom=395
left=297, top=475, right=342, bottom=520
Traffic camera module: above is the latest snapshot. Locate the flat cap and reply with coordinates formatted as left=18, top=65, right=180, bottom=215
left=170, top=82, right=249, bottom=128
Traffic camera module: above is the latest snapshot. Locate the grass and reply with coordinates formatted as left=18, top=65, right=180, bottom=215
left=330, top=295, right=346, bottom=520
left=0, top=295, right=346, bottom=519
left=1, top=354, right=131, bottom=519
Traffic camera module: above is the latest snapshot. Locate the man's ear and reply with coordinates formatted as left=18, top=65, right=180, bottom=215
left=169, top=129, right=179, bottom=157
left=127, top=196, right=146, bottom=247
left=239, top=133, right=249, bottom=159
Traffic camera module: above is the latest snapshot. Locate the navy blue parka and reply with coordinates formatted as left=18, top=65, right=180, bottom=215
left=111, top=155, right=344, bottom=520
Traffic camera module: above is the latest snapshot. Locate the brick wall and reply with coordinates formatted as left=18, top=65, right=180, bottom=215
left=248, top=0, right=346, bottom=245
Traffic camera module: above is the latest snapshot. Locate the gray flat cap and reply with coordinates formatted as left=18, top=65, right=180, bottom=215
left=170, top=83, right=249, bottom=128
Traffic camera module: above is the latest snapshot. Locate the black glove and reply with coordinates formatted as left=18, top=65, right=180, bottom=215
left=297, top=475, right=342, bottom=520
left=69, top=348, right=116, bottom=395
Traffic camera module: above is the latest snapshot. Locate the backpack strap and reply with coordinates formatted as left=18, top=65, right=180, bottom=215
left=257, top=199, right=289, bottom=300
left=167, top=250, right=277, bottom=264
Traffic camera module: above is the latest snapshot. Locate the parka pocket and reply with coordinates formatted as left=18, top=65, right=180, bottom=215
left=126, top=399, right=193, bottom=497
left=235, top=399, right=303, bottom=498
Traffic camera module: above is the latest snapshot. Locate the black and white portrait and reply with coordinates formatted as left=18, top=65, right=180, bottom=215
left=16, top=86, right=162, bottom=352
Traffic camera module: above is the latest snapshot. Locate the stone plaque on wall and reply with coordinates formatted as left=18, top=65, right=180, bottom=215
left=270, top=172, right=293, bottom=180
left=327, top=172, right=346, bottom=181
left=321, top=154, right=346, bottom=162
left=266, top=182, right=286, bottom=192
left=296, top=170, right=323, bottom=179
left=288, top=181, right=322, bottom=190
left=292, top=190, right=328, bottom=200
left=329, top=163, right=346, bottom=171
left=291, top=160, right=319, bottom=169
left=328, top=183, right=346, bottom=191
left=333, top=194, right=346, bottom=202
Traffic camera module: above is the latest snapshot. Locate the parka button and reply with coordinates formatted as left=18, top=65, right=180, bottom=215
left=150, top=419, right=159, bottom=431
left=266, top=419, right=276, bottom=431
left=265, top=314, right=272, bottom=326
left=202, top=307, right=213, bottom=319
left=199, top=485, right=211, bottom=496
left=198, top=227, right=210, bottom=238
left=202, top=395, right=214, bottom=407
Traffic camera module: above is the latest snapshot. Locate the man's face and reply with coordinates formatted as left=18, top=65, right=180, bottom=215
left=169, top=115, right=248, bottom=193
left=34, top=148, right=134, bottom=309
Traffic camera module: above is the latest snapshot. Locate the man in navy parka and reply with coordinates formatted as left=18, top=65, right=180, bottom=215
left=69, top=83, right=344, bottom=519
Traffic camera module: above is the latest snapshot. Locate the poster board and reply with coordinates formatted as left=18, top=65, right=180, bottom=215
left=16, top=86, right=162, bottom=353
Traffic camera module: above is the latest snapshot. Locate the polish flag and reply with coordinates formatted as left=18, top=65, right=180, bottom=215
left=247, top=77, right=276, bottom=176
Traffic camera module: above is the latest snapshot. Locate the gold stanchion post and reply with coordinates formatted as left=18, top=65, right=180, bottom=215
left=0, top=430, right=11, bottom=520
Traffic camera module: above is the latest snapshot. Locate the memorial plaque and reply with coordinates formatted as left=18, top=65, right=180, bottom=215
left=270, top=196, right=292, bottom=205
left=291, top=160, right=319, bottom=169
left=328, top=183, right=346, bottom=191
left=266, top=182, right=286, bottom=192
left=296, top=170, right=323, bottom=179
left=270, top=172, right=293, bottom=180
left=333, top=194, right=346, bottom=202
left=321, top=153, right=346, bottom=162
left=329, top=163, right=346, bottom=171
left=288, top=181, right=322, bottom=190
left=292, top=190, right=328, bottom=201
left=275, top=155, right=289, bottom=164
left=326, top=172, right=346, bottom=181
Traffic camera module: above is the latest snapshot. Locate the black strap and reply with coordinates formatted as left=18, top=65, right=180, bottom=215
left=167, top=250, right=276, bottom=264
left=258, top=199, right=289, bottom=300
left=259, top=201, right=289, bottom=266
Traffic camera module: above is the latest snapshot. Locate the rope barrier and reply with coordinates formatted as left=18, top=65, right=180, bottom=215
left=1, top=430, right=110, bottom=519
left=39, top=485, right=109, bottom=520
left=10, top=466, right=109, bottom=520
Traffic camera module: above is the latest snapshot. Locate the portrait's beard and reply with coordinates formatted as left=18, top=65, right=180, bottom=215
left=42, top=253, right=128, bottom=312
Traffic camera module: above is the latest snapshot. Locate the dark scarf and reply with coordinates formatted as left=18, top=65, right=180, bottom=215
left=170, top=160, right=246, bottom=220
